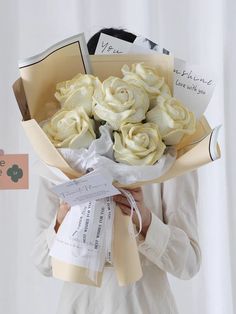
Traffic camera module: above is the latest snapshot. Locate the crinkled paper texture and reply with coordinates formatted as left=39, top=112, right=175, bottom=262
left=58, top=124, right=176, bottom=185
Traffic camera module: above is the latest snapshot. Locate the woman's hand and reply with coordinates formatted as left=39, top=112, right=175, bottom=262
left=113, top=187, right=152, bottom=237
left=54, top=201, right=71, bottom=233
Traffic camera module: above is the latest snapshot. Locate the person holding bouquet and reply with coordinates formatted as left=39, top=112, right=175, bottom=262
left=31, top=28, right=201, bottom=314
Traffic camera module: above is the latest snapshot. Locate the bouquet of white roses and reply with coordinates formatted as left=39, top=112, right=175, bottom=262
left=41, top=63, right=196, bottom=180
left=13, top=33, right=220, bottom=287
left=33, top=62, right=197, bottom=286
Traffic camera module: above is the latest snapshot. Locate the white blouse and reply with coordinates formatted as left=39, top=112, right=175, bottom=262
left=31, top=170, right=201, bottom=314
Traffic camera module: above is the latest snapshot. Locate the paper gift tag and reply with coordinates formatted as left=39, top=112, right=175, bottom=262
left=0, top=151, right=29, bottom=190
left=51, top=170, right=120, bottom=206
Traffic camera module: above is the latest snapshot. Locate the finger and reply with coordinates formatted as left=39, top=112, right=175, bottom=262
left=128, top=189, right=143, bottom=202
left=113, top=195, right=130, bottom=207
left=118, top=203, right=131, bottom=216
left=118, top=188, right=143, bottom=202
left=113, top=194, right=128, bottom=203
left=60, top=202, right=71, bottom=211
left=115, top=200, right=131, bottom=210
left=60, top=201, right=70, bottom=208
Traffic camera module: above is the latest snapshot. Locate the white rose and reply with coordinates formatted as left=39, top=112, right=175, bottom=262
left=42, top=108, right=96, bottom=149
left=113, top=123, right=166, bottom=165
left=93, top=77, right=149, bottom=130
left=55, top=74, right=102, bottom=116
left=121, top=63, right=171, bottom=103
left=146, top=95, right=196, bottom=145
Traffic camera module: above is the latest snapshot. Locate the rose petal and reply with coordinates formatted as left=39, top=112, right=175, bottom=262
left=113, top=123, right=166, bottom=165
left=146, top=95, right=196, bottom=145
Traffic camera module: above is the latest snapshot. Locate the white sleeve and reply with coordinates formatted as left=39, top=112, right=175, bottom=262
left=30, top=176, right=60, bottom=277
left=138, top=171, right=201, bottom=279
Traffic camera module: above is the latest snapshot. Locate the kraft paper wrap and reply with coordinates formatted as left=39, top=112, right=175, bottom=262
left=13, top=49, right=220, bottom=287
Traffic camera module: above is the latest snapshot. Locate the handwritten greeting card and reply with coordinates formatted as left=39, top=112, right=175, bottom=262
left=95, top=33, right=131, bottom=55
left=174, top=59, right=215, bottom=118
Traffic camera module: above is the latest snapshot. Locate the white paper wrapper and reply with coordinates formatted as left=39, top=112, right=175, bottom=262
left=58, top=124, right=176, bottom=185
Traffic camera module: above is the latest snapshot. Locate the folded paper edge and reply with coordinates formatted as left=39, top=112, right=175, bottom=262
left=51, top=257, right=103, bottom=287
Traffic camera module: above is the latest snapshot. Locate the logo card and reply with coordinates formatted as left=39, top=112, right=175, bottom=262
left=0, top=152, right=29, bottom=190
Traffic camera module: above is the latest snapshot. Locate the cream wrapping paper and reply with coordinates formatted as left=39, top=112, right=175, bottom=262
left=13, top=37, right=220, bottom=286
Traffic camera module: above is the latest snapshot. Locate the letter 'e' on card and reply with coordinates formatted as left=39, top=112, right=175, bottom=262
left=0, top=152, right=29, bottom=190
